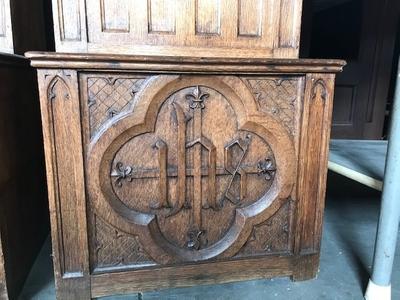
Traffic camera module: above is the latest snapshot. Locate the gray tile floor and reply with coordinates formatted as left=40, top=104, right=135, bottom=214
left=19, top=172, right=400, bottom=300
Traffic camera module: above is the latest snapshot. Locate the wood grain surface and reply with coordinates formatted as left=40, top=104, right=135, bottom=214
left=30, top=53, right=343, bottom=299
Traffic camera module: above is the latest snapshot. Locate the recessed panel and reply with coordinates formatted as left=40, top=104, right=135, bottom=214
left=57, top=0, right=81, bottom=41
left=195, top=0, right=221, bottom=35
left=238, top=0, right=263, bottom=37
left=100, top=0, right=130, bottom=32
left=148, top=0, right=176, bottom=33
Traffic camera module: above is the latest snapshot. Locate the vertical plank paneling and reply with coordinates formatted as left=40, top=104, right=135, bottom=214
left=238, top=0, right=263, bottom=37
left=100, top=0, right=130, bottom=32
left=195, top=0, right=221, bottom=35
left=148, top=0, right=176, bottom=33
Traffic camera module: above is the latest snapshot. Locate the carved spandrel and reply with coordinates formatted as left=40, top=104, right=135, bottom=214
left=111, top=85, right=276, bottom=251
left=235, top=200, right=291, bottom=257
left=87, top=76, right=147, bottom=137
left=246, top=78, right=301, bottom=135
left=93, top=215, right=154, bottom=269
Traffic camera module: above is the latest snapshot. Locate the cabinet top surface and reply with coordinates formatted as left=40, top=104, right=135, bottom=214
left=25, top=52, right=346, bottom=73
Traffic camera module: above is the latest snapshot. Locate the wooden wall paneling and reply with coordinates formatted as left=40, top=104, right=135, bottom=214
left=36, top=69, right=90, bottom=298
left=0, top=54, right=49, bottom=299
left=55, top=0, right=303, bottom=58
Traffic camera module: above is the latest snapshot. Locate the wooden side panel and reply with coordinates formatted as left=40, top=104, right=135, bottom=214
left=238, top=0, right=263, bottom=37
left=100, top=0, right=130, bottom=33
left=195, top=0, right=221, bottom=35
left=36, top=69, right=90, bottom=298
left=295, top=74, right=335, bottom=257
left=0, top=0, right=13, bottom=53
left=148, top=0, right=176, bottom=33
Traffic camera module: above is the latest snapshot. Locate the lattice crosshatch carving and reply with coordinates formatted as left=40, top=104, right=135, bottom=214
left=87, top=76, right=147, bottom=136
left=93, top=215, right=154, bottom=270
left=235, top=201, right=291, bottom=257
left=246, top=78, right=301, bottom=134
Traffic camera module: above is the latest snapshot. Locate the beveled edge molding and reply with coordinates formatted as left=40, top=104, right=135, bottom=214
left=25, top=52, right=346, bottom=73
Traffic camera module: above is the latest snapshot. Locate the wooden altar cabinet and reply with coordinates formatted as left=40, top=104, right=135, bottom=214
left=27, top=52, right=344, bottom=299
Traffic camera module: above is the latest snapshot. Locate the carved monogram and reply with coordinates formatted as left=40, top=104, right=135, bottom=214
left=246, top=78, right=300, bottom=135
left=111, top=85, right=276, bottom=251
left=87, top=76, right=147, bottom=136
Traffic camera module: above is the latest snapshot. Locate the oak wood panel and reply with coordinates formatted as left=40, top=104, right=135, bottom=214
left=53, top=0, right=303, bottom=58
left=28, top=53, right=343, bottom=299
left=100, top=0, right=130, bottom=33
left=52, top=0, right=87, bottom=52
left=295, top=74, right=335, bottom=256
left=195, top=0, right=221, bottom=35
left=0, top=54, right=48, bottom=300
left=36, top=69, right=90, bottom=298
left=238, top=0, right=263, bottom=37
left=149, top=0, right=176, bottom=34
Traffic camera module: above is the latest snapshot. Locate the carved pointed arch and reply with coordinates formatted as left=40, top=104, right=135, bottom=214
left=311, top=79, right=327, bottom=102
left=47, top=75, right=71, bottom=102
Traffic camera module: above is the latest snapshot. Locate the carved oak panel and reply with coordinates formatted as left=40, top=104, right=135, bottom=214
left=83, top=74, right=297, bottom=266
left=29, top=52, right=344, bottom=299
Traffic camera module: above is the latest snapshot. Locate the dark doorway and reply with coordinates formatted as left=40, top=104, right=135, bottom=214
left=301, top=0, right=400, bottom=139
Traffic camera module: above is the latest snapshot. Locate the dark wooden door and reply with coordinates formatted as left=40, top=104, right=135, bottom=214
left=301, top=0, right=400, bottom=139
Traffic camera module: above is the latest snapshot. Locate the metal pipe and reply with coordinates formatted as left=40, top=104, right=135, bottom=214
left=365, top=56, right=400, bottom=299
